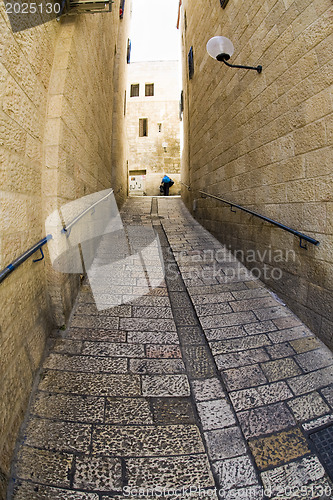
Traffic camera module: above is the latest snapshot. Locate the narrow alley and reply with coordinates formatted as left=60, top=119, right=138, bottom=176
left=8, top=197, right=333, bottom=500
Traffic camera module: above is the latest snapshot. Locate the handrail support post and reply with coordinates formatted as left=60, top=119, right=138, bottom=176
left=33, top=247, right=45, bottom=262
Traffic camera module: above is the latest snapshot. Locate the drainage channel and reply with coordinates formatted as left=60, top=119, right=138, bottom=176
left=151, top=197, right=265, bottom=500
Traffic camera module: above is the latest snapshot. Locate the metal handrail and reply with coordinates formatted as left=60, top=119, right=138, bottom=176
left=0, top=235, right=53, bottom=284
left=199, top=190, right=320, bottom=249
left=62, top=189, right=113, bottom=233
left=0, top=189, right=114, bottom=284
left=180, top=181, right=191, bottom=190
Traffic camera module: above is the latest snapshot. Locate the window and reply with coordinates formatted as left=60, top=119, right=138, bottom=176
left=130, top=84, right=139, bottom=97
left=139, top=118, right=148, bottom=137
left=158, top=123, right=162, bottom=133
left=188, top=47, right=194, bottom=80
left=145, top=83, right=154, bottom=96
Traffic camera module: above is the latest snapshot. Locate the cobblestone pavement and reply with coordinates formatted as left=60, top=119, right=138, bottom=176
left=8, top=197, right=333, bottom=500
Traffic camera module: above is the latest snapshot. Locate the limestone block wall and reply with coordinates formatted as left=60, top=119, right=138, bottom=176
left=180, top=0, right=333, bottom=348
left=0, top=2, right=130, bottom=496
left=126, top=61, right=181, bottom=195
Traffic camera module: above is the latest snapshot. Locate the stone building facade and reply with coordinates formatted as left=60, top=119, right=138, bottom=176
left=180, top=0, right=333, bottom=347
left=0, top=2, right=130, bottom=496
left=126, top=60, right=181, bottom=196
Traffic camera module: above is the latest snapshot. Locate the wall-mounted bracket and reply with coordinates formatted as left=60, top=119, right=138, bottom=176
left=33, top=247, right=45, bottom=262
left=299, top=238, right=308, bottom=250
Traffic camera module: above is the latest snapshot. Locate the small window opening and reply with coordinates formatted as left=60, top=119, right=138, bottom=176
left=130, top=84, right=139, bottom=97
left=139, top=118, right=148, bottom=137
left=145, top=83, right=154, bottom=96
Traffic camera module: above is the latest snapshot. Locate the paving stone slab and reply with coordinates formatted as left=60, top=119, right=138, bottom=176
left=142, top=374, right=190, bottom=396
left=39, top=371, right=141, bottom=397
left=197, top=399, right=236, bottom=430
left=204, top=427, right=247, bottom=461
left=302, top=414, right=333, bottom=432
left=129, top=287, right=169, bottom=297
left=120, top=318, right=176, bottom=332
left=150, top=397, right=196, bottom=424
left=268, top=326, right=314, bottom=344
left=287, top=391, right=330, bottom=422
left=194, top=302, right=233, bottom=316
left=81, top=342, right=144, bottom=358
left=231, top=288, right=271, bottom=300
left=53, top=339, right=82, bottom=354
left=130, top=359, right=185, bottom=374
left=177, top=326, right=206, bottom=345
left=146, top=345, right=182, bottom=358
left=261, top=357, right=302, bottom=382
left=12, top=482, right=99, bottom=500
left=24, top=418, right=92, bottom=453
left=92, top=424, right=204, bottom=456
left=172, top=308, right=198, bottom=326
left=249, top=428, right=310, bottom=470
left=105, top=397, right=154, bottom=424
left=222, top=364, right=268, bottom=391
left=321, top=385, right=333, bottom=408
left=190, top=292, right=234, bottom=305
left=205, top=325, right=246, bottom=341
left=125, top=454, right=215, bottom=489
left=272, top=316, right=303, bottom=329
left=71, top=315, right=120, bottom=330
left=214, top=348, right=270, bottom=370
left=132, top=306, right=173, bottom=319
left=73, top=456, right=122, bottom=491
left=44, top=353, right=128, bottom=373
left=237, top=402, right=296, bottom=439
left=168, top=291, right=193, bottom=307
left=15, top=446, right=73, bottom=488
left=289, top=336, right=321, bottom=353
left=253, top=306, right=292, bottom=321
left=230, top=297, right=277, bottom=312
left=127, top=331, right=179, bottom=344
left=187, top=283, right=247, bottom=296
left=229, top=382, right=293, bottom=412
left=260, top=455, right=328, bottom=498
left=212, top=455, right=259, bottom=491
left=191, top=378, right=226, bottom=402
left=209, top=334, right=272, bottom=355
left=123, top=296, right=170, bottom=306
left=287, top=366, right=333, bottom=396
left=243, top=320, right=277, bottom=335
left=31, top=393, right=105, bottom=423
left=75, top=303, right=132, bottom=317
left=265, top=342, right=296, bottom=359
left=64, top=328, right=127, bottom=342
left=200, top=311, right=257, bottom=329
left=295, top=349, right=333, bottom=373
left=182, top=345, right=216, bottom=379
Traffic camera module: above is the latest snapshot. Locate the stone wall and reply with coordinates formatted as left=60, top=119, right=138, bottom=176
left=126, top=61, right=181, bottom=195
left=0, top=2, right=130, bottom=496
left=180, top=0, right=333, bottom=348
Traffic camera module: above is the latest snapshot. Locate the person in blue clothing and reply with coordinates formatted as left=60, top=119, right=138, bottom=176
left=161, top=174, right=174, bottom=196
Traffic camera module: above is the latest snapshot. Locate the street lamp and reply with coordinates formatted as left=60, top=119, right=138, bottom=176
left=206, top=36, right=262, bottom=73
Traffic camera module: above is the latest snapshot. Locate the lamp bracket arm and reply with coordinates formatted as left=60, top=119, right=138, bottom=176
left=222, top=58, right=262, bottom=73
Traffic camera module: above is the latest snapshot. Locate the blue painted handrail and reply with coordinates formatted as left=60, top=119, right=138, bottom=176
left=199, top=190, right=320, bottom=249
left=0, top=235, right=52, bottom=284
left=0, top=189, right=114, bottom=284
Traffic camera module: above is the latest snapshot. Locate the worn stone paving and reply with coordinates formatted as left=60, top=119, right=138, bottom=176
left=8, top=197, right=333, bottom=500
